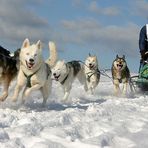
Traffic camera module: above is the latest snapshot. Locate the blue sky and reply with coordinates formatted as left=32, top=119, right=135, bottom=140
left=1, top=0, right=148, bottom=72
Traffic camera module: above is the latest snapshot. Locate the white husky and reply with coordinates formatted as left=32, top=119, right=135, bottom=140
left=84, top=54, right=100, bottom=94
left=52, top=60, right=87, bottom=101
left=11, top=38, right=57, bottom=105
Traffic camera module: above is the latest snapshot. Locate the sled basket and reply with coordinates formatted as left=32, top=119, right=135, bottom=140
left=139, top=64, right=148, bottom=79
left=130, top=64, right=148, bottom=92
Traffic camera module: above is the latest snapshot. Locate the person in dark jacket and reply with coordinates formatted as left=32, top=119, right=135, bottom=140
left=139, top=24, right=148, bottom=61
left=139, top=24, right=148, bottom=70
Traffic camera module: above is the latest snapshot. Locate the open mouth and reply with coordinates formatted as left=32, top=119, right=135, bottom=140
left=89, top=64, right=94, bottom=69
left=117, top=64, right=123, bottom=70
left=26, top=61, right=35, bottom=69
left=54, top=74, right=60, bottom=81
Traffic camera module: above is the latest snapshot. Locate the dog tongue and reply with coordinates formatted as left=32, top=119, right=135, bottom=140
left=117, top=64, right=122, bottom=70
left=55, top=75, right=60, bottom=81
left=27, top=62, right=34, bottom=69
left=55, top=77, right=58, bottom=81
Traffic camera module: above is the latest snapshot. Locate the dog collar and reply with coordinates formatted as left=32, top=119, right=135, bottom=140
left=60, top=73, right=69, bottom=85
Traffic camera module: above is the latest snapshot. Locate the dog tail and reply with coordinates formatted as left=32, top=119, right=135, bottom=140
left=46, top=41, right=57, bottom=68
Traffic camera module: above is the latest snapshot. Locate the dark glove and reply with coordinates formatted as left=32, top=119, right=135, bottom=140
left=140, top=50, right=148, bottom=61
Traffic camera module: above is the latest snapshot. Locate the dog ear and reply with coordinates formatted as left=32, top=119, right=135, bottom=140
left=22, top=38, right=30, bottom=48
left=36, top=40, right=42, bottom=49
left=123, top=55, right=125, bottom=59
left=116, top=54, right=119, bottom=58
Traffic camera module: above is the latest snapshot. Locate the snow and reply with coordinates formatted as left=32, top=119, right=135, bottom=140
left=0, top=73, right=148, bottom=148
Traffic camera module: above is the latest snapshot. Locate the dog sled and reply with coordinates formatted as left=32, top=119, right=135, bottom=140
left=129, top=60, right=148, bottom=93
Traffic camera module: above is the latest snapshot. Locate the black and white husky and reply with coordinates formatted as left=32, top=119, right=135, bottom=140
left=84, top=54, right=100, bottom=94
left=52, top=60, right=87, bottom=101
left=111, top=55, right=130, bottom=96
left=0, top=46, right=20, bottom=101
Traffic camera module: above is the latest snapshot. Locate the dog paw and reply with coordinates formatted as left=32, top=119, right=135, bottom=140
left=0, top=96, right=7, bottom=102
left=0, top=93, right=8, bottom=101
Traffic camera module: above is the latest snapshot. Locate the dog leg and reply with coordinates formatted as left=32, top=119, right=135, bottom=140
left=21, top=87, right=27, bottom=104
left=24, top=84, right=41, bottom=98
left=122, top=82, right=128, bottom=96
left=114, top=84, right=119, bottom=96
left=90, top=87, right=94, bottom=95
left=0, top=78, right=11, bottom=101
left=41, top=81, right=52, bottom=106
left=113, top=80, right=120, bottom=96
left=86, top=82, right=93, bottom=95
left=63, top=91, right=70, bottom=101
left=12, top=71, right=26, bottom=102
left=77, top=70, right=88, bottom=92
left=12, top=84, right=23, bottom=102
left=84, top=84, right=88, bottom=92
left=62, top=85, right=71, bottom=101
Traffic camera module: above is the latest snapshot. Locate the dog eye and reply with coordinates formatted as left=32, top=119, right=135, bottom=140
left=34, top=54, right=37, bottom=56
left=26, top=53, right=29, bottom=55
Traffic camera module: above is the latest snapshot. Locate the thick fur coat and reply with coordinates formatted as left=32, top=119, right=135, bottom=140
left=11, top=38, right=57, bottom=105
left=52, top=60, right=87, bottom=101
left=0, top=46, right=20, bottom=101
left=84, top=54, right=100, bottom=94
left=111, top=55, right=130, bottom=96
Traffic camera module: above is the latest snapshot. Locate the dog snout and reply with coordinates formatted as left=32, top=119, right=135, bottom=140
left=53, top=73, right=56, bottom=76
left=29, top=58, right=34, bottom=63
left=89, top=63, right=92, bottom=66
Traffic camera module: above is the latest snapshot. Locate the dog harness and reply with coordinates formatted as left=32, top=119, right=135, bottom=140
left=86, top=68, right=100, bottom=82
left=23, top=64, right=51, bottom=88
left=60, top=73, right=69, bottom=85
left=60, top=64, right=71, bottom=85
left=114, top=69, right=129, bottom=83
left=117, top=78, right=122, bottom=83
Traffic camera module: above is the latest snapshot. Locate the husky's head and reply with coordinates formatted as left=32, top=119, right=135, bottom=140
left=20, top=38, right=42, bottom=70
left=85, top=54, right=98, bottom=70
left=52, top=60, right=68, bottom=82
left=113, top=55, right=127, bottom=71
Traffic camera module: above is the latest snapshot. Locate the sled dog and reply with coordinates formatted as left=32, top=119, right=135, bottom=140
left=84, top=54, right=100, bottom=94
left=52, top=60, right=87, bottom=101
left=0, top=46, right=20, bottom=101
left=111, top=55, right=130, bottom=96
left=11, top=38, right=57, bottom=105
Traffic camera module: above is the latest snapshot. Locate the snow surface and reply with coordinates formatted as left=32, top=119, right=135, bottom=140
left=0, top=72, right=148, bottom=148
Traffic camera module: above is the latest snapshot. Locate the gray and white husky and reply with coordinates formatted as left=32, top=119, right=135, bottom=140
left=111, top=55, right=130, bottom=96
left=84, top=54, right=100, bottom=94
left=52, top=60, right=87, bottom=101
